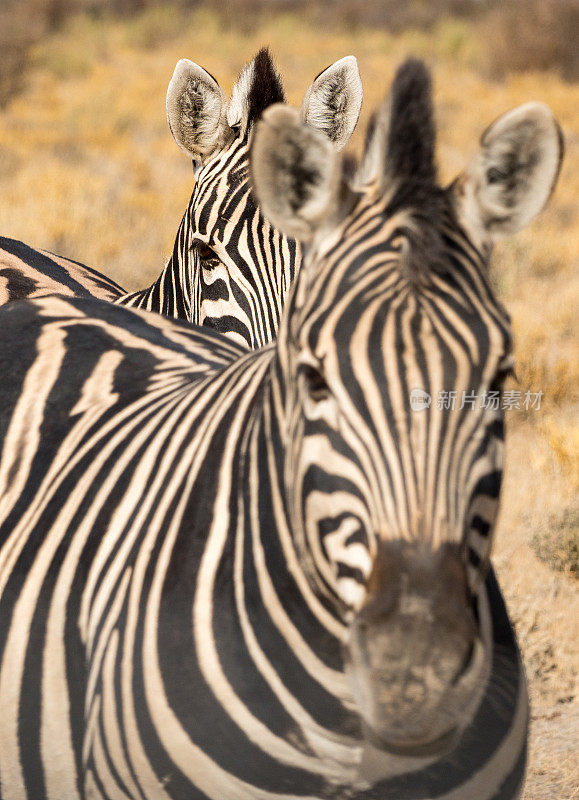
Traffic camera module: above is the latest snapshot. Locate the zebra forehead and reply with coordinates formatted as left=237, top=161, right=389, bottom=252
left=295, top=224, right=510, bottom=366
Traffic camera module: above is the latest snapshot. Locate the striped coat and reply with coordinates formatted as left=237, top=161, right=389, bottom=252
left=0, top=237, right=124, bottom=304
left=0, top=295, right=527, bottom=800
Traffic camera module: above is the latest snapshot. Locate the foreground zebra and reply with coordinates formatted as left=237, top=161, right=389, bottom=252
left=0, top=59, right=563, bottom=799
left=0, top=49, right=362, bottom=347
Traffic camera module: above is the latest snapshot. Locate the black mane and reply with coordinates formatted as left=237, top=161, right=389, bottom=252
left=385, top=59, right=446, bottom=285
left=246, top=47, right=286, bottom=131
left=387, top=57, right=437, bottom=185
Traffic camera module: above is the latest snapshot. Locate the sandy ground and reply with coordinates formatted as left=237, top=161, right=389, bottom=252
left=494, top=425, right=578, bottom=799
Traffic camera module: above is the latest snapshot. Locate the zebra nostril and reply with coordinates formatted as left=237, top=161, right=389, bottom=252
left=452, top=641, right=475, bottom=685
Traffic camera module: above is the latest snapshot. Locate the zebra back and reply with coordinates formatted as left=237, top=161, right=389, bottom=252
left=0, top=235, right=125, bottom=304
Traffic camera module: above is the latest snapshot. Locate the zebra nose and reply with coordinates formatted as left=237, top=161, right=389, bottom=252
left=343, top=541, right=485, bottom=754
left=362, top=614, right=473, bottom=691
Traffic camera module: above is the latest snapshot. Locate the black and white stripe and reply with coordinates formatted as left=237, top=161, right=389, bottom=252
left=0, top=59, right=563, bottom=799
left=0, top=236, right=125, bottom=304
left=116, top=49, right=363, bottom=348
left=115, top=134, right=298, bottom=347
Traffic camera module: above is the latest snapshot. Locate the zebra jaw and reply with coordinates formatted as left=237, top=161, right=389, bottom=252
left=342, top=542, right=490, bottom=757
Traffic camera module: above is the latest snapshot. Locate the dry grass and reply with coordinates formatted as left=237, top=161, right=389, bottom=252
left=494, top=426, right=579, bottom=799
left=0, top=7, right=576, bottom=798
left=1, top=1, right=576, bottom=109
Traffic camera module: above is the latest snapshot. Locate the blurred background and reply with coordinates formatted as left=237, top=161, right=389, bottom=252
left=0, top=1, right=577, bottom=797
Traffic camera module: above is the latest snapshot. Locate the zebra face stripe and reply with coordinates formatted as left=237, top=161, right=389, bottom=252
left=280, top=199, right=511, bottom=616
left=272, top=196, right=510, bottom=757
left=190, top=138, right=298, bottom=349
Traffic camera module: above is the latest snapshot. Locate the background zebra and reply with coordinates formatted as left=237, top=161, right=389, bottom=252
left=116, top=47, right=362, bottom=347
left=0, top=236, right=126, bottom=305
left=0, top=59, right=563, bottom=799
left=0, top=49, right=362, bottom=349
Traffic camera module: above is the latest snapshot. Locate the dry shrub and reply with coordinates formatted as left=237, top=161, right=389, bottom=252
left=480, top=0, right=579, bottom=80
left=0, top=0, right=45, bottom=105
left=197, top=0, right=578, bottom=79
left=320, top=0, right=480, bottom=33
left=0, top=0, right=194, bottom=106
left=2, top=0, right=577, bottom=110
left=532, top=506, right=579, bottom=579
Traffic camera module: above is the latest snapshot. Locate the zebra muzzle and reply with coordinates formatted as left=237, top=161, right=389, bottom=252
left=343, top=541, right=489, bottom=757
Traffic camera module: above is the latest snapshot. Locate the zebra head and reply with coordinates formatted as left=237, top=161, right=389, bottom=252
left=165, top=48, right=363, bottom=347
left=251, top=59, right=563, bottom=755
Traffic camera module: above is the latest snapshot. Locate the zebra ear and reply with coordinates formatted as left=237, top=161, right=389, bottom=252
left=301, top=56, right=363, bottom=151
left=250, top=105, right=341, bottom=242
left=455, top=102, right=564, bottom=240
left=166, top=59, right=227, bottom=162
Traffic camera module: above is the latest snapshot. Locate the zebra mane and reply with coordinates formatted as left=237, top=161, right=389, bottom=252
left=366, top=58, right=447, bottom=287
left=245, top=47, right=286, bottom=131
left=387, top=58, right=437, bottom=186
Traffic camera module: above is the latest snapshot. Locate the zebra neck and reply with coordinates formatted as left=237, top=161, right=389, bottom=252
left=114, top=209, right=194, bottom=319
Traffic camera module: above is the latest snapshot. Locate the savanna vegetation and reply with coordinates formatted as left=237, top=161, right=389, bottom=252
left=0, top=3, right=577, bottom=798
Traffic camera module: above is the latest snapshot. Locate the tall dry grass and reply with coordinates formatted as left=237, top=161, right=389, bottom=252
left=0, top=6, right=576, bottom=798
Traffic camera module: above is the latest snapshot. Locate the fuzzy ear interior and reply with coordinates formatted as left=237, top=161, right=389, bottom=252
left=250, top=104, right=341, bottom=242
left=300, top=55, right=363, bottom=151
left=166, top=59, right=226, bottom=162
left=455, top=102, right=564, bottom=240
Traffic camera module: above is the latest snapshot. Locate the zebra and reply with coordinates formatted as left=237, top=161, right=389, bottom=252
left=0, top=58, right=563, bottom=800
left=0, top=236, right=125, bottom=305
left=0, top=49, right=363, bottom=348
left=116, top=48, right=363, bottom=349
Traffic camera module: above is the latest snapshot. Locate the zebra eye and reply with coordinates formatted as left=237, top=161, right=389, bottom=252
left=196, top=243, right=220, bottom=266
left=301, top=365, right=330, bottom=402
